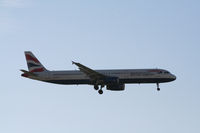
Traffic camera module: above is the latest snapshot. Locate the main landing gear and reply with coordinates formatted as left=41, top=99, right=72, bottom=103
left=94, top=85, right=99, bottom=90
left=157, top=83, right=160, bottom=91
left=94, top=85, right=104, bottom=95
left=98, top=89, right=103, bottom=95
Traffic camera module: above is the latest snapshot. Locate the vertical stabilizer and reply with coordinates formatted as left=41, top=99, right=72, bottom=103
left=24, top=51, right=47, bottom=72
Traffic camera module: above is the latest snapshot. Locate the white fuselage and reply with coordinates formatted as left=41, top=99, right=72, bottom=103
left=30, top=69, right=176, bottom=85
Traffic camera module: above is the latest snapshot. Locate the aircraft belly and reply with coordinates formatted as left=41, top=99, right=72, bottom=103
left=43, top=79, right=91, bottom=85
left=43, top=78, right=172, bottom=85
left=119, top=78, right=172, bottom=83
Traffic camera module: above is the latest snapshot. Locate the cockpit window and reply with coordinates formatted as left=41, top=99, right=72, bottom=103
left=164, top=71, right=170, bottom=74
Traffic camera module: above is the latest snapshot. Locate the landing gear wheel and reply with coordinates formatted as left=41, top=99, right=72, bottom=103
left=94, top=85, right=99, bottom=90
left=98, top=89, right=103, bottom=95
left=156, top=83, right=160, bottom=91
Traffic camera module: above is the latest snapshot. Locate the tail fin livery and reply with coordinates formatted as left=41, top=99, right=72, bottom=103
left=25, top=51, right=47, bottom=72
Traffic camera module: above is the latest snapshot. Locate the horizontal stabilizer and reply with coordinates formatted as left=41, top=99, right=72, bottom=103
left=20, top=69, right=37, bottom=77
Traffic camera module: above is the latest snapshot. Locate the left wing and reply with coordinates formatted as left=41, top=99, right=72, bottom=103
left=72, top=61, right=106, bottom=81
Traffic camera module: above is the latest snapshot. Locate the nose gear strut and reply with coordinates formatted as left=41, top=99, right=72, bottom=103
left=157, top=83, right=160, bottom=91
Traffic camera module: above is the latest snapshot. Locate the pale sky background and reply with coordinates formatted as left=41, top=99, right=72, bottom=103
left=0, top=0, right=200, bottom=133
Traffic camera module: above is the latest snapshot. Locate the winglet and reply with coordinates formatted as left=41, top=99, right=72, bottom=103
left=72, top=61, right=78, bottom=65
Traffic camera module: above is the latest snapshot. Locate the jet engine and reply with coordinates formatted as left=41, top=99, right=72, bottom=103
left=106, top=84, right=125, bottom=91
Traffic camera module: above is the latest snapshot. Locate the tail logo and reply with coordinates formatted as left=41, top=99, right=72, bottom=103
left=25, top=52, right=46, bottom=72
left=26, top=54, right=40, bottom=63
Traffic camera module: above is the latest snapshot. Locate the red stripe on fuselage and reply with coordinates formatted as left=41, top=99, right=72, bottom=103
left=26, top=54, right=40, bottom=63
left=30, top=68, right=44, bottom=72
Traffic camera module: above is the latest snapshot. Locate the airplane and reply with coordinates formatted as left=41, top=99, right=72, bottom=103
left=21, top=51, right=176, bottom=94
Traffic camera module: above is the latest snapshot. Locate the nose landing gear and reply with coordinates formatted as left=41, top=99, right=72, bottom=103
left=157, top=83, right=160, bottom=91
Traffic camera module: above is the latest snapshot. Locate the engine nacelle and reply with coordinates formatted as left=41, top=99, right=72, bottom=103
left=106, top=84, right=125, bottom=91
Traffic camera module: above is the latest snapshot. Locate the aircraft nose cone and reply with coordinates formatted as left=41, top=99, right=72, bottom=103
left=172, top=74, right=176, bottom=81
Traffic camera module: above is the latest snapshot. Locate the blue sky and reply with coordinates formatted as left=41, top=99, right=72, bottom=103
left=0, top=0, right=200, bottom=133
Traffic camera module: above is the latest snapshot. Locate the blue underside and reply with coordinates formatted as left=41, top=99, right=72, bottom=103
left=43, top=78, right=174, bottom=85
